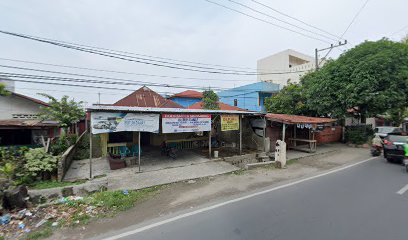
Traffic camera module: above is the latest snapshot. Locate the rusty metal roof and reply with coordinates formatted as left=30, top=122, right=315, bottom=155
left=265, top=113, right=336, bottom=124
left=0, top=119, right=59, bottom=128
left=114, top=86, right=183, bottom=108
left=170, top=90, right=203, bottom=99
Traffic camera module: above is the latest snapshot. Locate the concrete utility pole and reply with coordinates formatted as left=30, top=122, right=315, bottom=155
left=315, top=40, right=347, bottom=70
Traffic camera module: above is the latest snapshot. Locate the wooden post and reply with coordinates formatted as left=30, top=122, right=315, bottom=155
left=282, top=123, right=286, bottom=142
left=138, top=131, right=141, bottom=172
left=263, top=117, right=266, bottom=152
left=239, top=115, right=242, bottom=155
left=208, top=131, right=212, bottom=159
left=89, top=130, right=93, bottom=179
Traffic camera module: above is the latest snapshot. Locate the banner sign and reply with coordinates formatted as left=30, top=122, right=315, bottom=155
left=162, top=114, right=211, bottom=133
left=91, top=112, right=159, bottom=134
left=221, top=115, right=239, bottom=131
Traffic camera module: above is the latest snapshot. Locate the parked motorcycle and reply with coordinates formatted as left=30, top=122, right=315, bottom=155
left=370, top=145, right=382, bottom=157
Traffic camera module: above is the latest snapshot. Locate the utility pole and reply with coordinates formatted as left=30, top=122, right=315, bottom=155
left=315, top=40, right=347, bottom=70
left=98, top=92, right=101, bottom=104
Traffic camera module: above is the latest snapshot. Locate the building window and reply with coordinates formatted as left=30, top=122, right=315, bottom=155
left=234, top=99, right=238, bottom=106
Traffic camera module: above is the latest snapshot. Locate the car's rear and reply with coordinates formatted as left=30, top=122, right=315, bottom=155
left=383, top=133, right=408, bottom=163
left=375, top=127, right=402, bottom=139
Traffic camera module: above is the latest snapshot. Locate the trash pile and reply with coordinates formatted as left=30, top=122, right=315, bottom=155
left=0, top=193, right=106, bottom=239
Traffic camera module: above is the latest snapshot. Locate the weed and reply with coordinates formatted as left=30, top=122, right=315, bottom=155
left=30, top=180, right=86, bottom=189
left=23, top=227, right=52, bottom=240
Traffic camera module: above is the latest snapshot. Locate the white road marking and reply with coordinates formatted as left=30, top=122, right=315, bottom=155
left=396, top=183, right=408, bottom=195
left=100, top=157, right=377, bottom=240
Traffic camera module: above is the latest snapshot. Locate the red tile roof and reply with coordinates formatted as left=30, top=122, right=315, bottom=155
left=114, top=86, right=184, bottom=108
left=265, top=113, right=336, bottom=124
left=13, top=92, right=49, bottom=106
left=170, top=90, right=203, bottom=99
left=187, top=101, right=246, bottom=111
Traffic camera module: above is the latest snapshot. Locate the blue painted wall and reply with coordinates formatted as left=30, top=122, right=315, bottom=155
left=218, top=82, right=280, bottom=112
left=170, top=97, right=201, bottom=108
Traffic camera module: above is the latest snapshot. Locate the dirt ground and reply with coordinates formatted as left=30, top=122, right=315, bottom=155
left=49, top=146, right=371, bottom=240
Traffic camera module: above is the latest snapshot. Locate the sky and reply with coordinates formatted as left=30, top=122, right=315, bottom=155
left=0, top=0, right=407, bottom=106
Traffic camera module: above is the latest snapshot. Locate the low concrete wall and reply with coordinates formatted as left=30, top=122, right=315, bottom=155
left=224, top=153, right=258, bottom=168
left=57, top=131, right=87, bottom=181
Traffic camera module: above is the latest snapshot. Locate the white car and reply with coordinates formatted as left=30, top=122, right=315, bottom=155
left=374, top=126, right=402, bottom=139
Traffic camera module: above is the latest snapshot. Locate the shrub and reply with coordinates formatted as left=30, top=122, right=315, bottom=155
left=50, top=134, right=77, bottom=156
left=24, top=148, right=58, bottom=180
left=73, top=133, right=90, bottom=160
left=345, top=125, right=374, bottom=144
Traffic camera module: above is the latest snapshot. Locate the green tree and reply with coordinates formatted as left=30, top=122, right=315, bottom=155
left=38, top=94, right=85, bottom=132
left=302, top=39, right=408, bottom=123
left=264, top=83, right=312, bottom=115
left=202, top=89, right=219, bottom=110
left=0, top=83, right=10, bottom=96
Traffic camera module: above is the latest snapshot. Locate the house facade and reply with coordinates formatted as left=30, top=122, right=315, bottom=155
left=0, top=86, right=59, bottom=146
left=168, top=90, right=202, bottom=108
left=217, top=82, right=280, bottom=112
left=257, top=49, right=315, bottom=88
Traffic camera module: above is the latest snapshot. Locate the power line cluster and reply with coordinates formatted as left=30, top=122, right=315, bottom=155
left=205, top=0, right=343, bottom=44
left=0, top=30, right=307, bottom=76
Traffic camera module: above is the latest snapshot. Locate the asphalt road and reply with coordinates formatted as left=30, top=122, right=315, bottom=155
left=101, top=157, right=408, bottom=240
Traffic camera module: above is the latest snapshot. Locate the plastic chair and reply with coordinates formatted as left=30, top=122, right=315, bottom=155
left=118, top=146, right=130, bottom=159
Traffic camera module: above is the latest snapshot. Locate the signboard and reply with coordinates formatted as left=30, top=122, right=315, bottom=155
left=91, top=112, right=159, bottom=134
left=162, top=114, right=211, bottom=133
left=221, top=115, right=239, bottom=131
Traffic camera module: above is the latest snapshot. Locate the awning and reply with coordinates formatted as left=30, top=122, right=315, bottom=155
left=0, top=119, right=59, bottom=128
left=265, top=113, right=336, bottom=125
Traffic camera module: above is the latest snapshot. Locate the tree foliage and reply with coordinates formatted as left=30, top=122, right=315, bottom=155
left=0, top=83, right=10, bottom=96
left=202, top=89, right=220, bottom=110
left=39, top=94, right=85, bottom=129
left=264, top=83, right=311, bottom=115
left=265, top=39, right=408, bottom=124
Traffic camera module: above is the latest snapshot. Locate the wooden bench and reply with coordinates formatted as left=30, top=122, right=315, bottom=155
left=288, top=138, right=317, bottom=153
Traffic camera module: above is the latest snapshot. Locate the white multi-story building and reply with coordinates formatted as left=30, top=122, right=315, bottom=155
left=257, top=49, right=316, bottom=88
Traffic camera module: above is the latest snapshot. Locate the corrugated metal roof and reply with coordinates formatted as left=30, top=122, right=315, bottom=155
left=187, top=101, right=246, bottom=111
left=114, top=86, right=183, bottom=108
left=87, top=105, right=258, bottom=115
left=0, top=119, right=59, bottom=127
left=265, top=113, right=336, bottom=124
left=170, top=90, right=203, bottom=99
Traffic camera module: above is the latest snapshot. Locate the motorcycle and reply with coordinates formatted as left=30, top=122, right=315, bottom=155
left=370, top=145, right=382, bottom=157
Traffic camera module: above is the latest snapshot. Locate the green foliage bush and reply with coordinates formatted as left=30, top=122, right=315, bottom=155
left=345, top=125, right=374, bottom=144
left=24, top=148, right=58, bottom=179
left=73, top=133, right=90, bottom=160
left=0, top=147, right=29, bottom=182
left=50, top=134, right=77, bottom=156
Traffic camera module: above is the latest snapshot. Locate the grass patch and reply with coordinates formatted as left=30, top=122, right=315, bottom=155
left=228, top=169, right=246, bottom=175
left=23, top=227, right=52, bottom=240
left=30, top=180, right=86, bottom=189
left=286, top=158, right=298, bottom=165
left=86, top=186, right=160, bottom=212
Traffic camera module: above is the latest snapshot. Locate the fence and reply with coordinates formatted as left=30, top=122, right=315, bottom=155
left=57, top=131, right=88, bottom=181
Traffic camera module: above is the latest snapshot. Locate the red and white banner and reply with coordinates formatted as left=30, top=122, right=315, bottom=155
left=162, top=114, right=211, bottom=133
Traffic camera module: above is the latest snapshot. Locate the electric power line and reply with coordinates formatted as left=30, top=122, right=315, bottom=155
left=250, top=0, right=343, bottom=40
left=227, top=0, right=339, bottom=42
left=0, top=57, right=256, bottom=83
left=204, top=0, right=332, bottom=44
left=0, top=30, right=295, bottom=75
